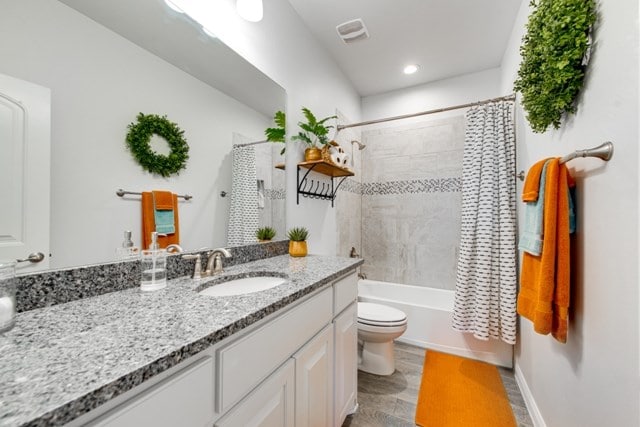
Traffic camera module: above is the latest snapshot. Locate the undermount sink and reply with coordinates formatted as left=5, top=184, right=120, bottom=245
left=198, top=275, right=287, bottom=297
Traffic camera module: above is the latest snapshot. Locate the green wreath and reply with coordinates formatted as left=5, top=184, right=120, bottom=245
left=514, top=0, right=596, bottom=133
left=126, top=113, right=189, bottom=177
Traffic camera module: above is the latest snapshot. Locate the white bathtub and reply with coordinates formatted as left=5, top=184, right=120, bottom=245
left=358, top=279, right=513, bottom=367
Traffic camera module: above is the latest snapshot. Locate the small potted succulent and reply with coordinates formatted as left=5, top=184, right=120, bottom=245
left=292, top=107, right=337, bottom=162
left=256, top=226, right=276, bottom=243
left=265, top=110, right=286, bottom=155
left=287, top=227, right=309, bottom=257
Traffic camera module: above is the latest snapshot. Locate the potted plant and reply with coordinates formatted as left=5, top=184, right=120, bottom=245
left=265, top=110, right=286, bottom=155
left=292, top=107, right=337, bottom=162
left=256, top=226, right=276, bottom=243
left=287, top=226, right=309, bottom=257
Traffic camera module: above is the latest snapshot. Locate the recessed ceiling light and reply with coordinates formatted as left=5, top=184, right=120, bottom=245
left=164, top=0, right=184, bottom=14
left=202, top=27, right=217, bottom=38
left=403, top=64, right=420, bottom=75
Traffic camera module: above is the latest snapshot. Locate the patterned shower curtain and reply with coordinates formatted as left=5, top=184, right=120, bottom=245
left=227, top=143, right=259, bottom=246
left=452, top=100, right=517, bottom=345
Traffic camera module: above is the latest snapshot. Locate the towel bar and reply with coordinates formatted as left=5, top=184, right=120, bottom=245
left=517, top=141, right=614, bottom=182
left=116, top=189, right=193, bottom=200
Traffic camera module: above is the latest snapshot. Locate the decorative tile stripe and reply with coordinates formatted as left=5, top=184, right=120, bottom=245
left=337, top=178, right=363, bottom=195
left=15, top=240, right=289, bottom=313
left=358, top=177, right=461, bottom=195
left=264, top=188, right=286, bottom=200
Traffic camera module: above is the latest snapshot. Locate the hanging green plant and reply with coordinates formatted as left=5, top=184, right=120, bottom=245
left=513, top=0, right=596, bottom=133
left=126, top=113, right=189, bottom=177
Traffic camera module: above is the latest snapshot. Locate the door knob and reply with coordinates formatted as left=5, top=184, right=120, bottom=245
left=16, top=252, right=45, bottom=263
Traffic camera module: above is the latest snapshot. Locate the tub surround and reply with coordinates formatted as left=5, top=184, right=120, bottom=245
left=358, top=279, right=513, bottom=367
left=15, top=240, right=289, bottom=313
left=1, top=253, right=362, bottom=426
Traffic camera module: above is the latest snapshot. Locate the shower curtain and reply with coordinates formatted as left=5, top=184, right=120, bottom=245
left=452, top=100, right=517, bottom=345
left=227, top=143, right=259, bottom=246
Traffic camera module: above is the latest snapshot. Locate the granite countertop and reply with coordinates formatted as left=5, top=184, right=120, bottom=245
left=0, top=255, right=363, bottom=427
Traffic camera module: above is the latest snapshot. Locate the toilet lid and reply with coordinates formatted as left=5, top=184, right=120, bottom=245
left=358, top=302, right=407, bottom=326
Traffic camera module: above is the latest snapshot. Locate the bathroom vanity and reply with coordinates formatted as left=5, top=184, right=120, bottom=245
left=0, top=254, right=363, bottom=427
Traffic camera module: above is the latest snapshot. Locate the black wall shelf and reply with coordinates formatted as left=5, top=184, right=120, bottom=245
left=296, top=160, right=354, bottom=207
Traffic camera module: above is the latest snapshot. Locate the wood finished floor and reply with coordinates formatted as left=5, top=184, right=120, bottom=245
left=342, top=342, right=534, bottom=427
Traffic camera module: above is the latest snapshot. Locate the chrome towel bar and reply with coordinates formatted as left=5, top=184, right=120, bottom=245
left=116, top=189, right=193, bottom=200
left=516, top=141, right=614, bottom=181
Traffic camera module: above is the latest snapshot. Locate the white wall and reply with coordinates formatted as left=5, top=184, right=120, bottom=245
left=187, top=0, right=362, bottom=255
left=502, top=1, right=640, bottom=426
left=0, top=0, right=271, bottom=268
left=362, top=68, right=503, bottom=121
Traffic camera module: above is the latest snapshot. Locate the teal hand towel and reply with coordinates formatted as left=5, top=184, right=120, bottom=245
left=153, top=192, right=175, bottom=235
left=519, top=160, right=549, bottom=255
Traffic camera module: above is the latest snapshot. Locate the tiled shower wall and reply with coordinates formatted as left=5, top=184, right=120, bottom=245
left=255, top=142, right=286, bottom=239
left=360, top=116, right=465, bottom=290
left=335, top=111, right=362, bottom=258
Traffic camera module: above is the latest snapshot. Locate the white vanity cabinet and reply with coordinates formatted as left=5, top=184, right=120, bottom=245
left=76, top=270, right=359, bottom=427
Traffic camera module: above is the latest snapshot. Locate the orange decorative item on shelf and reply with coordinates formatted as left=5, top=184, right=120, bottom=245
left=304, top=147, right=322, bottom=161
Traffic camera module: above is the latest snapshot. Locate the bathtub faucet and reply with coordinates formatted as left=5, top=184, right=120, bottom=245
left=358, top=271, right=367, bottom=280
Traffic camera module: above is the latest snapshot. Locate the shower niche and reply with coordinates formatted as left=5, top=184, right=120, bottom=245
left=295, top=160, right=353, bottom=207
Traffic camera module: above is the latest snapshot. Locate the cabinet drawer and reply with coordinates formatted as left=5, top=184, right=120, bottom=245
left=333, top=272, right=358, bottom=315
left=91, top=357, right=214, bottom=427
left=217, top=287, right=333, bottom=413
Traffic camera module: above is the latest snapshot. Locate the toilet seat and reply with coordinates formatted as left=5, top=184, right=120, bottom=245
left=357, top=302, right=407, bottom=327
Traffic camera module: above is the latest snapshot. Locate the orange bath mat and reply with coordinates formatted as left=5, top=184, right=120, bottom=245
left=415, top=351, right=516, bottom=427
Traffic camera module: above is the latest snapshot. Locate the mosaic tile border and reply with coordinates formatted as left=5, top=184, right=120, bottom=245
left=15, top=240, right=289, bottom=313
left=339, top=177, right=461, bottom=195
left=338, top=178, right=363, bottom=195
left=264, top=188, right=286, bottom=200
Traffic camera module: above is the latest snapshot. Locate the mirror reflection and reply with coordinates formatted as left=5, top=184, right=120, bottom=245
left=0, top=0, right=286, bottom=272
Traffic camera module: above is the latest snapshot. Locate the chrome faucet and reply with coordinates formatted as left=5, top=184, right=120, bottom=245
left=205, top=248, right=232, bottom=275
left=166, top=244, right=184, bottom=254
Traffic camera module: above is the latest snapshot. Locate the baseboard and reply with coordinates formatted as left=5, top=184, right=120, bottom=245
left=396, top=337, right=513, bottom=368
left=514, top=364, right=547, bottom=427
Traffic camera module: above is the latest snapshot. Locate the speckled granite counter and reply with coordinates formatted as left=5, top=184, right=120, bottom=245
left=0, top=255, right=363, bottom=427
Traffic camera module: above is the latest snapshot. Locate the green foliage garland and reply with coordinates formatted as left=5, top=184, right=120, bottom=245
left=513, top=0, right=596, bottom=133
left=126, top=113, right=189, bottom=177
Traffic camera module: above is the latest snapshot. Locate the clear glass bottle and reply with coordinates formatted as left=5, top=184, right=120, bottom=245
left=140, top=232, right=167, bottom=291
left=0, top=261, right=16, bottom=333
left=116, top=230, right=139, bottom=260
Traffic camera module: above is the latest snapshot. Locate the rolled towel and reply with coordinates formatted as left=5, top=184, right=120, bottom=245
left=331, top=152, right=343, bottom=166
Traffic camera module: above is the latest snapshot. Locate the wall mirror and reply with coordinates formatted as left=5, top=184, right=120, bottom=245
left=0, top=0, right=286, bottom=272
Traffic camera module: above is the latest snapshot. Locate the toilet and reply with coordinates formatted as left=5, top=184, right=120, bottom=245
left=357, top=302, right=408, bottom=375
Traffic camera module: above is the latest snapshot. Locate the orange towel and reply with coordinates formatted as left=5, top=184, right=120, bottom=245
left=517, top=158, right=572, bottom=343
left=522, top=158, right=552, bottom=202
left=142, top=192, right=180, bottom=250
left=152, top=190, right=174, bottom=210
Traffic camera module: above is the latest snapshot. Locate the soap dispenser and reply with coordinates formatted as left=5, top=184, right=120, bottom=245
left=116, top=230, right=139, bottom=260
left=140, top=232, right=167, bottom=291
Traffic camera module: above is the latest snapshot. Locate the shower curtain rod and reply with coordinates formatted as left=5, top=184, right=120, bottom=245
left=336, top=94, right=516, bottom=131
left=234, top=139, right=269, bottom=148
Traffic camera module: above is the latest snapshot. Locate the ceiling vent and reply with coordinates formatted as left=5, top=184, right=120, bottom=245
left=336, top=19, right=369, bottom=44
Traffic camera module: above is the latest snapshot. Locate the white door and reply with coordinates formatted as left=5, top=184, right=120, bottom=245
left=0, top=73, right=50, bottom=272
left=294, top=324, right=334, bottom=427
